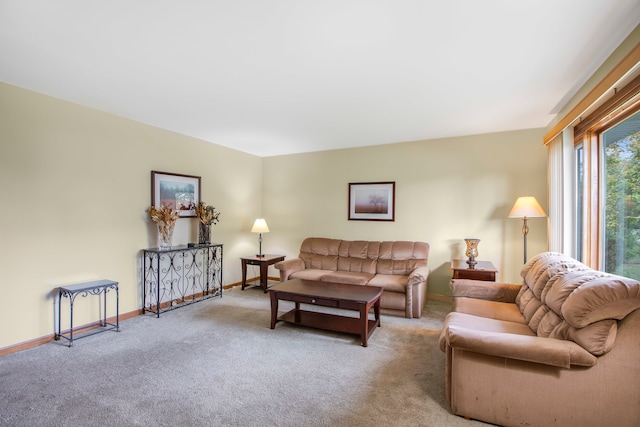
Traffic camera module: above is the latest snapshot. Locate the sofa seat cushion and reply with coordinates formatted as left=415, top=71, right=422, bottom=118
left=368, top=274, right=408, bottom=293
left=290, top=269, right=330, bottom=281
left=453, top=297, right=527, bottom=324
left=320, top=271, right=373, bottom=286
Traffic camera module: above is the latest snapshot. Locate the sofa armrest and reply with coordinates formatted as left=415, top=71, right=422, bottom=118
left=439, top=324, right=597, bottom=368
left=408, top=266, right=430, bottom=287
left=401, top=266, right=429, bottom=318
left=274, top=258, right=305, bottom=281
left=450, top=279, right=521, bottom=303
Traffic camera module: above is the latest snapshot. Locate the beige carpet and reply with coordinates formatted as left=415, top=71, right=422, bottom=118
left=0, top=286, right=491, bottom=427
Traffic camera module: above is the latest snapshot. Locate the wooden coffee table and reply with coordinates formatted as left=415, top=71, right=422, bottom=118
left=269, top=279, right=383, bottom=347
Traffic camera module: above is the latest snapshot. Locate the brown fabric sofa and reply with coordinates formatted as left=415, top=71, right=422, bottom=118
left=274, top=237, right=430, bottom=318
left=438, top=251, right=640, bottom=427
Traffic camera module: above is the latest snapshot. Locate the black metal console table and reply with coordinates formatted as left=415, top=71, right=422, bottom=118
left=55, top=279, right=120, bottom=347
left=142, top=243, right=223, bottom=317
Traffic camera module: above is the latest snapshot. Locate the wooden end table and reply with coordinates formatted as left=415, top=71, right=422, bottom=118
left=451, top=260, right=498, bottom=281
left=241, top=254, right=285, bottom=292
left=269, top=279, right=382, bottom=347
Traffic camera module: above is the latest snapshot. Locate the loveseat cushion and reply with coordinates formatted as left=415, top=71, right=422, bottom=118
left=452, top=297, right=526, bottom=324
left=562, top=274, right=640, bottom=328
left=451, top=279, right=521, bottom=302
left=549, top=318, right=618, bottom=356
left=513, top=251, right=640, bottom=357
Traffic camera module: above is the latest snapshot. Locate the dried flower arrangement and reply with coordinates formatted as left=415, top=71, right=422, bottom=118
left=146, top=204, right=179, bottom=244
left=195, top=202, right=221, bottom=226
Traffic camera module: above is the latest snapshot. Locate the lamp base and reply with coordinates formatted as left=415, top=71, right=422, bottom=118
left=256, top=254, right=265, bottom=258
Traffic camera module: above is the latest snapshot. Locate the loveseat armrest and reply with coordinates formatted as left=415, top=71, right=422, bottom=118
left=439, top=324, right=597, bottom=368
left=274, top=258, right=305, bottom=281
left=450, top=279, right=521, bottom=303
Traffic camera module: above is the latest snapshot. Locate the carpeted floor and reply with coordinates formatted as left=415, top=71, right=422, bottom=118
left=0, top=286, right=491, bottom=427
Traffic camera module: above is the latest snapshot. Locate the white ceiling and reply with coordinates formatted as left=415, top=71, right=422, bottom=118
left=1, top=1, right=640, bottom=157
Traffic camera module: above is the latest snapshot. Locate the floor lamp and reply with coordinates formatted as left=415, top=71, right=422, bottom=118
left=508, top=196, right=546, bottom=264
left=251, top=218, right=270, bottom=257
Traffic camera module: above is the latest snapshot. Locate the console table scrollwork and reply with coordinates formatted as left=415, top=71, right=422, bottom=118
left=142, top=244, right=223, bottom=317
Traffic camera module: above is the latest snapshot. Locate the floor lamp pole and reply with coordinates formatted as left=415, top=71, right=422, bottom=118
left=521, top=216, right=529, bottom=264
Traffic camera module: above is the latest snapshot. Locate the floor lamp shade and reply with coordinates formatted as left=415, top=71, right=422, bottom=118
left=509, top=197, right=546, bottom=264
left=251, top=218, right=270, bottom=257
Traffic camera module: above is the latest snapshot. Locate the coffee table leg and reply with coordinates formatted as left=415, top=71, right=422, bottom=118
left=360, top=303, right=369, bottom=347
left=270, top=291, right=278, bottom=329
left=374, top=298, right=381, bottom=327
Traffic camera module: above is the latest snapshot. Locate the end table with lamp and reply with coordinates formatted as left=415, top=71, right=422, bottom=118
left=241, top=254, right=285, bottom=292
left=244, top=218, right=284, bottom=292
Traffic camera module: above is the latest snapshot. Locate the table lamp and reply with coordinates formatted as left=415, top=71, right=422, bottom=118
left=251, top=218, right=270, bottom=257
left=508, top=196, right=546, bottom=264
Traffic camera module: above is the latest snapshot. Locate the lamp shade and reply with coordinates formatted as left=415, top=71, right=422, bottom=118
left=251, top=218, right=270, bottom=233
left=508, top=197, right=546, bottom=219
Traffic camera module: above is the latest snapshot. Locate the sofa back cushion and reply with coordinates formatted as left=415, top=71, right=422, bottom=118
left=515, top=251, right=640, bottom=356
left=376, top=241, right=429, bottom=275
left=299, top=237, right=340, bottom=271
left=562, top=274, right=640, bottom=327
left=298, top=238, right=429, bottom=277
left=337, top=240, right=379, bottom=274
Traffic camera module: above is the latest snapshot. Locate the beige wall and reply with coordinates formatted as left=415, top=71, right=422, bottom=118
left=0, top=82, right=263, bottom=349
left=0, top=81, right=548, bottom=350
left=262, top=129, right=548, bottom=297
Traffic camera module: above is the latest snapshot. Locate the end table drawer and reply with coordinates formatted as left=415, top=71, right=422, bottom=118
left=455, top=269, right=496, bottom=281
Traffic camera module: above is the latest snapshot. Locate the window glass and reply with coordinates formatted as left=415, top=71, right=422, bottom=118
left=575, top=144, right=584, bottom=261
left=602, top=111, right=640, bottom=279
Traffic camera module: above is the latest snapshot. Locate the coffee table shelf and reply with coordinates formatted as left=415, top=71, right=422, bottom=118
left=278, top=309, right=379, bottom=339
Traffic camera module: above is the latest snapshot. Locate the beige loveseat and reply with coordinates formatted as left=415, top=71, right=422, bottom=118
left=274, top=237, right=430, bottom=318
left=439, top=252, right=640, bottom=427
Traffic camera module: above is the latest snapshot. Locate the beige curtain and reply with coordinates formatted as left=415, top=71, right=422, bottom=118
left=547, top=127, right=575, bottom=256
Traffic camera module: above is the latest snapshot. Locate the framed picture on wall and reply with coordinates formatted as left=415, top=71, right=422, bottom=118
left=348, top=181, right=395, bottom=221
left=151, top=171, right=201, bottom=217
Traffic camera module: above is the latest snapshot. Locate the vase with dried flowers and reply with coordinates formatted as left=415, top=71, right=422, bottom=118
left=195, top=202, right=221, bottom=245
left=147, top=205, right=179, bottom=249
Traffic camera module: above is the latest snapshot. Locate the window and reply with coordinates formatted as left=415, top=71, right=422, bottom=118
left=601, top=112, right=640, bottom=278
left=573, top=75, right=640, bottom=279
